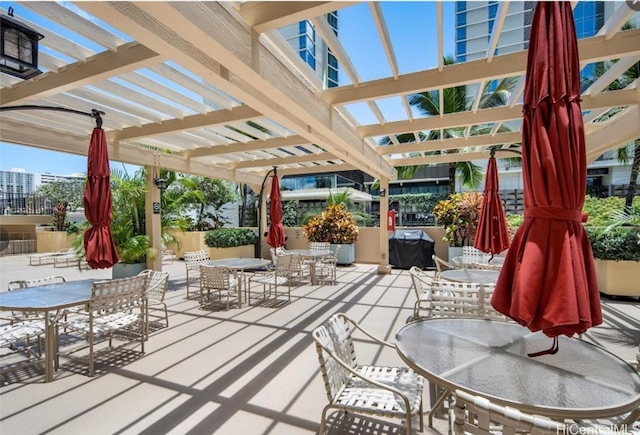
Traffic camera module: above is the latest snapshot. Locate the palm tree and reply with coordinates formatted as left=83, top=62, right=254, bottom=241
left=380, top=56, right=518, bottom=194
left=582, top=21, right=639, bottom=210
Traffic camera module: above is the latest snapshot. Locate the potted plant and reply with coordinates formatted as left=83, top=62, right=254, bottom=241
left=302, top=203, right=359, bottom=265
left=432, top=192, right=483, bottom=259
left=204, top=228, right=257, bottom=260
left=586, top=226, right=640, bottom=297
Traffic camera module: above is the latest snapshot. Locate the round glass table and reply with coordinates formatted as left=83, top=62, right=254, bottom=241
left=439, top=269, right=500, bottom=284
left=206, top=258, right=272, bottom=307
left=395, top=318, right=640, bottom=420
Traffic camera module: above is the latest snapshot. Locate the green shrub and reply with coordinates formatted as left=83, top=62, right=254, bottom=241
left=205, top=228, right=257, bottom=248
left=585, top=226, right=640, bottom=262
left=582, top=196, right=640, bottom=227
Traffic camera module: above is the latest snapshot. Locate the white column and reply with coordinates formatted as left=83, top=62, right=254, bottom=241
left=145, top=165, right=162, bottom=271
left=377, top=178, right=392, bottom=275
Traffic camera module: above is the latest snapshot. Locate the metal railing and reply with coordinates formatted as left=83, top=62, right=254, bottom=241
left=0, top=193, right=53, bottom=215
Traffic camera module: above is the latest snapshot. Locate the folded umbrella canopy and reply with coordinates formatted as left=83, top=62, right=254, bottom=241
left=265, top=170, right=286, bottom=248
left=83, top=126, right=119, bottom=269
left=473, top=153, right=510, bottom=257
left=492, top=2, right=601, bottom=353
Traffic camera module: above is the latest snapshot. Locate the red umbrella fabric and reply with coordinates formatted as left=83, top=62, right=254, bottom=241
left=473, top=154, right=510, bottom=256
left=492, top=2, right=601, bottom=346
left=265, top=171, right=286, bottom=248
left=83, top=127, right=119, bottom=269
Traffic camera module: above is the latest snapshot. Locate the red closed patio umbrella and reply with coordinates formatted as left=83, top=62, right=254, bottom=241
left=492, top=2, right=601, bottom=354
left=473, top=152, right=510, bottom=257
left=265, top=169, right=286, bottom=249
left=83, top=122, right=119, bottom=269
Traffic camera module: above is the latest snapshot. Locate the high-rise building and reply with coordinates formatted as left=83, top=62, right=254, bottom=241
left=0, top=169, right=35, bottom=196
left=278, top=12, right=339, bottom=89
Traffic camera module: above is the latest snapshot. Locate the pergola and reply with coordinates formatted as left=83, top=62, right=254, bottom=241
left=1, top=1, right=639, bottom=271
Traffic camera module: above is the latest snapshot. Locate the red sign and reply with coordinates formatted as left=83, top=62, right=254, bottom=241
left=387, top=210, right=396, bottom=231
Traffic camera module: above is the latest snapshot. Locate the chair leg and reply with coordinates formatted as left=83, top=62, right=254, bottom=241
left=185, top=270, right=190, bottom=299
left=162, top=302, right=169, bottom=327
left=88, top=329, right=94, bottom=377
left=318, top=405, right=332, bottom=435
left=405, top=411, right=412, bottom=435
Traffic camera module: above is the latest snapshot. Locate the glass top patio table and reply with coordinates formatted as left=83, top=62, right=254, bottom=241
left=0, top=279, right=95, bottom=311
left=395, top=318, right=640, bottom=420
left=0, top=279, right=95, bottom=382
left=439, top=269, right=500, bottom=285
left=206, top=257, right=271, bottom=270
left=451, top=255, right=505, bottom=269
left=287, top=250, right=329, bottom=285
left=205, top=258, right=272, bottom=308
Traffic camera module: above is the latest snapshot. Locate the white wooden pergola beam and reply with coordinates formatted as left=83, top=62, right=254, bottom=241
left=311, top=16, right=360, bottom=85
left=583, top=56, right=640, bottom=96
left=229, top=152, right=334, bottom=169
left=369, top=2, right=399, bottom=79
left=437, top=2, right=443, bottom=71
left=390, top=151, right=493, bottom=166
left=278, top=164, right=357, bottom=177
left=237, top=1, right=356, bottom=34
left=487, top=1, right=509, bottom=63
left=325, top=28, right=640, bottom=105
left=378, top=132, right=522, bottom=155
left=0, top=118, right=263, bottom=185
left=597, top=3, right=635, bottom=40
left=184, top=135, right=308, bottom=158
left=109, top=106, right=260, bottom=142
left=586, top=106, right=640, bottom=163
left=359, top=88, right=640, bottom=137
left=79, top=2, right=393, bottom=180
left=0, top=42, right=160, bottom=106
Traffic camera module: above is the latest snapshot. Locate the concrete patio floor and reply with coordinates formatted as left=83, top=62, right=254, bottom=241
left=0, top=254, right=638, bottom=435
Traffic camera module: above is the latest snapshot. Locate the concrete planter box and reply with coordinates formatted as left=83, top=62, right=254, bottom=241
left=36, top=231, right=75, bottom=253
left=595, top=259, right=640, bottom=297
left=112, top=262, right=147, bottom=279
left=208, top=245, right=255, bottom=260
left=332, top=243, right=355, bottom=265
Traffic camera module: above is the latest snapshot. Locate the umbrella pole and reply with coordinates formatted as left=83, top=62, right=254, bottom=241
left=256, top=167, right=277, bottom=258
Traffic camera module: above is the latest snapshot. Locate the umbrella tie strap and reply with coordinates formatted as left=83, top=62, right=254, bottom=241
left=524, top=207, right=583, bottom=222
left=527, top=336, right=558, bottom=358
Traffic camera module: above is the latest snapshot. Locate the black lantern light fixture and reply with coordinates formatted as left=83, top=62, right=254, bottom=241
left=1, top=7, right=44, bottom=80
left=153, top=153, right=167, bottom=191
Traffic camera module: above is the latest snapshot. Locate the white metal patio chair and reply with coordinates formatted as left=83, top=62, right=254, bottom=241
left=199, top=265, right=237, bottom=311
left=0, top=319, right=45, bottom=359
left=137, top=269, right=170, bottom=339
left=58, top=275, right=147, bottom=377
left=408, top=266, right=434, bottom=322
left=433, top=255, right=455, bottom=279
left=249, top=252, right=292, bottom=305
left=184, top=250, right=210, bottom=300
left=452, top=389, right=566, bottom=435
left=312, top=312, right=425, bottom=435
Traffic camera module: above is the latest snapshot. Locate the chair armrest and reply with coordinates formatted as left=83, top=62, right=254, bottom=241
left=340, top=313, right=396, bottom=349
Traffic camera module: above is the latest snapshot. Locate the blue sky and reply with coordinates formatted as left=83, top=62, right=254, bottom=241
left=0, top=2, right=455, bottom=175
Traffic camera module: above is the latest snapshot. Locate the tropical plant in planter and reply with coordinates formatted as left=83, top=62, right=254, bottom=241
left=432, top=192, right=483, bottom=248
left=302, top=204, right=359, bottom=264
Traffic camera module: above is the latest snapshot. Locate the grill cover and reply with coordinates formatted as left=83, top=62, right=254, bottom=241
left=388, top=230, right=435, bottom=269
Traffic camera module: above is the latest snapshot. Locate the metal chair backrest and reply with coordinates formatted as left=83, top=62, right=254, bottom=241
left=184, top=250, right=209, bottom=271
left=138, top=270, right=169, bottom=304
left=409, top=266, right=432, bottom=302
left=431, top=281, right=508, bottom=321
left=90, top=275, right=147, bottom=315
left=25, top=275, right=67, bottom=287
left=312, top=313, right=357, bottom=402
left=309, top=242, right=330, bottom=253
left=453, top=389, right=566, bottom=435
left=432, top=255, right=454, bottom=278
left=200, top=265, right=232, bottom=291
